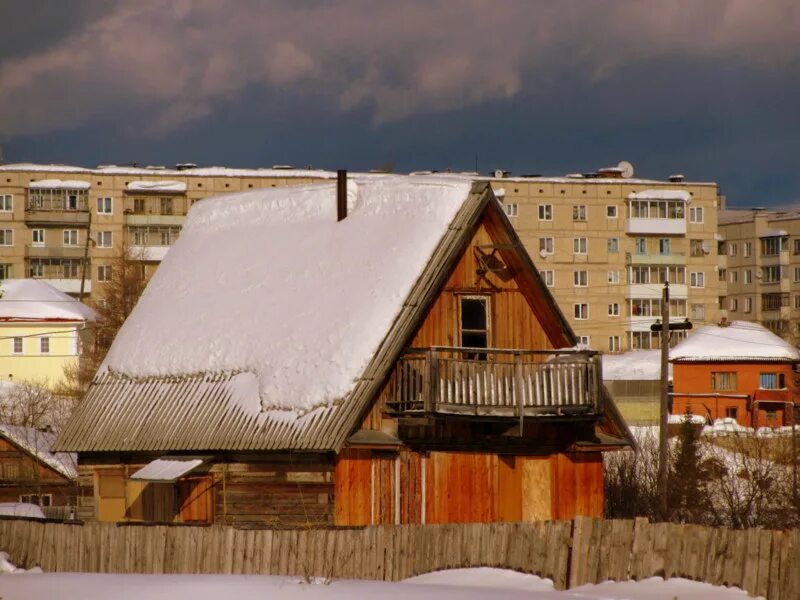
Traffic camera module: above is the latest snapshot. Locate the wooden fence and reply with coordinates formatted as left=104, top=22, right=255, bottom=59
left=1, top=516, right=799, bottom=599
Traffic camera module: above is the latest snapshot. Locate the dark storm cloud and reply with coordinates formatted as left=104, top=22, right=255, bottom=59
left=0, top=1, right=798, bottom=203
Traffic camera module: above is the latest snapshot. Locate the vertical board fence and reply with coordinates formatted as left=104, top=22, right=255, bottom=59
left=1, top=516, right=798, bottom=599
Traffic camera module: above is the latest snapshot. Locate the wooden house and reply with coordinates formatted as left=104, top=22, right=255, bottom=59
left=670, top=319, right=799, bottom=429
left=54, top=176, right=632, bottom=526
left=0, top=423, right=78, bottom=518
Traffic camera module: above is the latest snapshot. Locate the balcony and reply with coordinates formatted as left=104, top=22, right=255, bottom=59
left=385, top=347, right=601, bottom=418
left=128, top=245, right=171, bottom=262
left=25, top=245, right=86, bottom=259
left=626, top=252, right=686, bottom=266
left=124, top=213, right=185, bottom=226
left=25, top=198, right=90, bottom=226
left=627, top=283, right=688, bottom=299
left=626, top=218, right=686, bottom=236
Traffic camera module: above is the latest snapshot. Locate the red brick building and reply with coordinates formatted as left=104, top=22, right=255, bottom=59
left=670, top=320, right=799, bottom=429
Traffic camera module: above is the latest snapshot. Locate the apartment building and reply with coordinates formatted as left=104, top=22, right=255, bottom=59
left=719, top=208, right=800, bottom=341
left=0, top=162, right=723, bottom=353
left=490, top=167, right=722, bottom=352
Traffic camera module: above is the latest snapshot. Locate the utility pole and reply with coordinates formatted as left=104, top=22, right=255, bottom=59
left=658, top=281, right=670, bottom=519
left=79, top=211, right=92, bottom=302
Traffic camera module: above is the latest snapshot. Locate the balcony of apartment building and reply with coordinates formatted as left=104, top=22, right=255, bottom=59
left=759, top=265, right=791, bottom=293
left=761, top=292, right=791, bottom=321
left=625, top=195, right=688, bottom=236
left=385, top=347, right=602, bottom=419
left=626, top=265, right=688, bottom=300
left=627, top=297, right=688, bottom=333
left=25, top=185, right=90, bottom=226
left=123, top=181, right=187, bottom=227
left=126, top=225, right=182, bottom=262
left=25, top=258, right=89, bottom=294
left=759, top=232, right=790, bottom=267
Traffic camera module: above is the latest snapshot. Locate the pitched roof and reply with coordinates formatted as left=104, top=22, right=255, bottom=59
left=0, top=280, right=97, bottom=322
left=670, top=321, right=800, bottom=362
left=0, top=424, right=77, bottom=480
left=56, top=178, right=631, bottom=452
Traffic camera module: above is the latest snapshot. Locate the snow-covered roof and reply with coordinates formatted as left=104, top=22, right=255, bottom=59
left=101, top=176, right=473, bottom=413
left=28, top=179, right=91, bottom=190
left=0, top=424, right=77, bottom=479
left=1, top=163, right=340, bottom=180
left=670, top=321, right=800, bottom=363
left=603, top=350, right=671, bottom=381
left=130, top=457, right=206, bottom=482
left=126, top=180, right=187, bottom=193
left=627, top=189, right=691, bottom=202
left=0, top=280, right=96, bottom=322
left=758, top=228, right=788, bottom=238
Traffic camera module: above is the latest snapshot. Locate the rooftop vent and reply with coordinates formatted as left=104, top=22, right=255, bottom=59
left=668, top=174, right=685, bottom=183
left=175, top=163, right=198, bottom=171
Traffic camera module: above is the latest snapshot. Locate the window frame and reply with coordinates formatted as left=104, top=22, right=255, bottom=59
left=97, top=231, right=113, bottom=248
left=606, top=205, right=618, bottom=219
left=540, top=269, right=554, bottom=287
left=97, top=196, right=113, bottom=215
left=39, top=337, right=50, bottom=354
left=573, top=237, right=588, bottom=254
left=0, top=194, right=12, bottom=212
left=572, top=205, right=587, bottom=221
left=458, top=295, right=491, bottom=358
left=537, top=204, right=552, bottom=221
left=63, top=229, right=78, bottom=247
left=690, top=271, right=705, bottom=288
left=573, top=303, right=589, bottom=320
left=573, top=270, right=588, bottom=287
left=0, top=229, right=13, bottom=246
left=711, top=371, right=737, bottom=391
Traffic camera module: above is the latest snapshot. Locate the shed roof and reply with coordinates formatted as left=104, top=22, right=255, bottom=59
left=670, top=321, right=800, bottom=363
left=0, top=424, right=77, bottom=480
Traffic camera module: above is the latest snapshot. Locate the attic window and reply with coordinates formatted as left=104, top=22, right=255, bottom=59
left=460, top=296, right=489, bottom=359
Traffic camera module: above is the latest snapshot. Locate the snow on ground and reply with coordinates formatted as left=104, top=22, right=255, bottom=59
left=101, top=176, right=473, bottom=413
left=0, top=567, right=757, bottom=600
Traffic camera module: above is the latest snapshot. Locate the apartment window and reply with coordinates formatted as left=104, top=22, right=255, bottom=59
left=759, top=373, right=785, bottom=389
left=573, top=205, right=587, bottom=221
left=794, top=267, right=800, bottom=283
left=160, top=197, right=174, bottom=216
left=539, top=237, right=554, bottom=255
left=729, top=270, right=738, bottom=284
left=691, top=303, right=705, bottom=320
left=503, top=203, right=518, bottom=218
left=630, top=331, right=652, bottom=350
left=729, top=298, right=738, bottom=311
left=762, top=293, right=789, bottom=310
left=795, top=295, right=800, bottom=309
left=761, top=237, right=786, bottom=256
left=629, top=199, right=685, bottom=219
left=690, top=239, right=705, bottom=257
left=460, top=296, right=490, bottom=355
left=711, top=372, right=737, bottom=391
left=607, top=205, right=617, bottom=218
left=608, top=336, right=620, bottom=352
left=0, top=194, right=12, bottom=212
left=97, top=231, right=113, bottom=248
left=608, top=302, right=620, bottom=317
left=608, top=237, right=619, bottom=253
left=132, top=228, right=148, bottom=245
left=39, top=337, right=49, bottom=354
left=538, top=204, right=552, bottom=221
left=97, top=197, right=113, bottom=214
left=0, top=230, right=12, bottom=246
left=63, top=229, right=78, bottom=246
left=745, top=297, right=752, bottom=313
left=32, top=229, right=45, bottom=247
left=98, top=265, right=112, bottom=282
left=745, top=269, right=752, bottom=284
left=729, top=243, right=738, bottom=257
left=573, top=237, right=587, bottom=254
left=573, top=270, right=588, bottom=287
left=635, top=238, right=646, bottom=254
left=690, top=271, right=705, bottom=288
left=12, top=337, right=22, bottom=354
left=794, top=239, right=800, bottom=255
left=608, top=271, right=620, bottom=284
left=659, top=238, right=671, bottom=255
left=573, top=303, right=588, bottom=320
left=133, top=198, right=146, bottom=213
left=762, top=265, right=783, bottom=283
left=744, top=242, right=752, bottom=257
left=689, top=206, right=704, bottom=223
left=718, top=268, right=727, bottom=282
left=0, top=264, right=11, bottom=279
left=540, top=270, right=554, bottom=287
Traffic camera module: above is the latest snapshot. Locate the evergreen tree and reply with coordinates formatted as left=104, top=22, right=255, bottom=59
left=668, top=412, right=712, bottom=522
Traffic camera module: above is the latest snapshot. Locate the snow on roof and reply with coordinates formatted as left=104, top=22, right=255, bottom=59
left=602, top=350, right=671, bottom=381
left=130, top=457, right=206, bottom=481
left=0, top=503, right=46, bottom=519
left=0, top=280, right=96, bottom=321
left=126, top=180, right=187, bottom=193
left=670, top=321, right=800, bottom=362
left=627, top=189, right=691, bottom=202
left=101, top=176, right=474, bottom=413
left=28, top=179, right=91, bottom=190
left=758, top=228, right=788, bottom=238
left=0, top=424, right=77, bottom=479
left=0, top=162, right=339, bottom=179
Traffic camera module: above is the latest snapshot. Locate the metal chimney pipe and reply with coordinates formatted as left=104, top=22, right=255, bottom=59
left=337, top=169, right=347, bottom=221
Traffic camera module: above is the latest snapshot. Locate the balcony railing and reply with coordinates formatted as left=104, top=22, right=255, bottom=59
left=386, top=347, right=601, bottom=418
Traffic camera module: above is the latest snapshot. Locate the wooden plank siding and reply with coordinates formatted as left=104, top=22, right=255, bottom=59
left=0, top=437, right=75, bottom=508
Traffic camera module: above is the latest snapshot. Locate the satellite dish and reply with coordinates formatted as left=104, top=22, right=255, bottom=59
left=539, top=249, right=548, bottom=258
left=617, top=161, right=634, bottom=178
left=494, top=169, right=505, bottom=179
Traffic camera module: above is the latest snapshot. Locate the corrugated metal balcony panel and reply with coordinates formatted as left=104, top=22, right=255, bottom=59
left=25, top=245, right=86, bottom=259
left=24, top=211, right=90, bottom=226
left=124, top=214, right=186, bottom=226
left=627, top=252, right=687, bottom=266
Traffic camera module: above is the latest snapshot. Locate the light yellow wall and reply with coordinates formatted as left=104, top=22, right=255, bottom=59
left=0, top=322, right=81, bottom=387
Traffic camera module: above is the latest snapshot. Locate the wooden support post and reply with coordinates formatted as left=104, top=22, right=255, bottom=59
left=423, top=350, right=433, bottom=413
left=515, top=353, right=524, bottom=435
left=658, top=282, right=670, bottom=520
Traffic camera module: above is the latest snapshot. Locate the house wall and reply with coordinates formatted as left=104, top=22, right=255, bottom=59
left=333, top=448, right=603, bottom=526
left=85, top=453, right=335, bottom=526
left=0, top=437, right=75, bottom=507
left=672, top=361, right=796, bottom=427
left=0, top=322, right=82, bottom=387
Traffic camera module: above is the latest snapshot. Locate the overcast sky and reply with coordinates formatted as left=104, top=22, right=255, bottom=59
left=1, top=1, right=798, bottom=206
